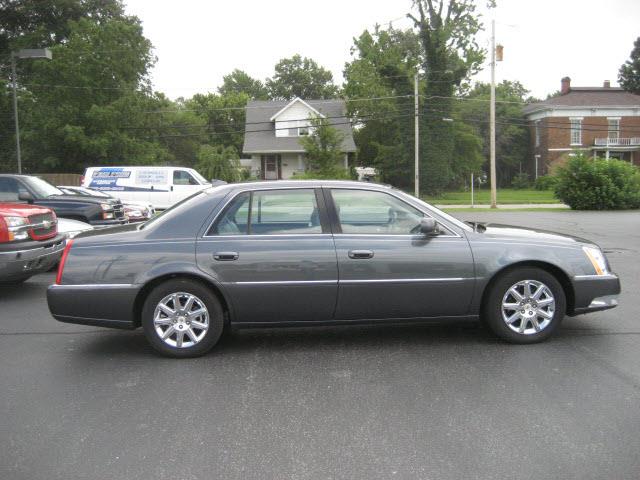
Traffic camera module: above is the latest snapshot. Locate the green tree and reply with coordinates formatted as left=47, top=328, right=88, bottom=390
left=409, top=0, right=489, bottom=193
left=267, top=54, right=339, bottom=100
left=619, top=36, right=640, bottom=94
left=343, top=27, right=421, bottom=189
left=10, top=15, right=169, bottom=172
left=454, top=80, right=532, bottom=186
left=196, top=144, right=242, bottom=182
left=299, top=117, right=349, bottom=178
left=218, top=69, right=268, bottom=99
left=185, top=91, right=249, bottom=154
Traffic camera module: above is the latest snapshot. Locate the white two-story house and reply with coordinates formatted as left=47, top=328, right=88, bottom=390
left=241, top=97, right=356, bottom=179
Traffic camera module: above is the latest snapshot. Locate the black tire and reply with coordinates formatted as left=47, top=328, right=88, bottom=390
left=141, top=278, right=224, bottom=358
left=482, top=267, right=566, bottom=344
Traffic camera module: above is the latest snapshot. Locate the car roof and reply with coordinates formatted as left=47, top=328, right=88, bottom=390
left=209, top=180, right=393, bottom=194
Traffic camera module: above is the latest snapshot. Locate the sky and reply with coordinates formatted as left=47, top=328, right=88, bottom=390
left=124, top=0, right=640, bottom=100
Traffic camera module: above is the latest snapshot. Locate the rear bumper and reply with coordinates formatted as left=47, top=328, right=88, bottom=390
left=47, top=283, right=140, bottom=329
left=570, top=274, right=621, bottom=315
left=0, top=235, right=66, bottom=281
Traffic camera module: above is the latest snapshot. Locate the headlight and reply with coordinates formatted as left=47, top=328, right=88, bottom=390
left=582, top=246, right=609, bottom=275
left=5, top=216, right=29, bottom=240
left=4, top=216, right=28, bottom=228
left=100, top=203, right=112, bottom=211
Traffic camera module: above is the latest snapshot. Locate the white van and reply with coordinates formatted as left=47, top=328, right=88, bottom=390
left=82, top=166, right=212, bottom=209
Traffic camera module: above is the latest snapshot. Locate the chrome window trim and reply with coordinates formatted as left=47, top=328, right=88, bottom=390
left=203, top=184, right=464, bottom=239
left=203, top=186, right=325, bottom=238
left=201, top=234, right=333, bottom=240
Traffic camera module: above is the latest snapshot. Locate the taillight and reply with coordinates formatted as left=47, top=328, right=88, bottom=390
left=80, top=175, right=85, bottom=185
left=56, top=239, right=74, bottom=285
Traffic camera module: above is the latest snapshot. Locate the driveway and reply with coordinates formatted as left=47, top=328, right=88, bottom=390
left=1, top=210, right=639, bottom=480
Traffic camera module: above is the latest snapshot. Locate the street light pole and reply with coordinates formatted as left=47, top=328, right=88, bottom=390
left=489, top=19, right=497, bottom=209
left=414, top=73, right=420, bottom=198
left=10, top=54, right=22, bottom=174
left=9, top=48, right=52, bottom=174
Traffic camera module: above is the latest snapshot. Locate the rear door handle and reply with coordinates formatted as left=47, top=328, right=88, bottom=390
left=213, top=251, right=239, bottom=261
left=348, top=250, right=374, bottom=259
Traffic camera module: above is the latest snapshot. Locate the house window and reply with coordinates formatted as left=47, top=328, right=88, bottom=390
left=534, top=120, right=540, bottom=147
left=298, top=126, right=310, bottom=136
left=570, top=118, right=582, bottom=145
left=608, top=118, right=620, bottom=140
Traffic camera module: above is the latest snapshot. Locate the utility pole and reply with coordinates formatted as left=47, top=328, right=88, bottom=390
left=10, top=54, right=22, bottom=174
left=489, top=19, right=497, bottom=208
left=414, top=73, right=420, bottom=198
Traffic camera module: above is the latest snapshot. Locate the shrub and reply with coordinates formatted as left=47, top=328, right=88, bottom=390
left=534, top=175, right=559, bottom=191
left=510, top=172, right=530, bottom=189
left=555, top=154, right=640, bottom=210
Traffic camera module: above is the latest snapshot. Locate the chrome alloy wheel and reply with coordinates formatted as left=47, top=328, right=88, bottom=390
left=153, top=292, right=209, bottom=348
left=501, top=280, right=556, bottom=335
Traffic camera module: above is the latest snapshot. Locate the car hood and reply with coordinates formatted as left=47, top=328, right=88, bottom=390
left=44, top=195, right=119, bottom=205
left=0, top=203, right=52, bottom=216
left=469, top=222, right=595, bottom=246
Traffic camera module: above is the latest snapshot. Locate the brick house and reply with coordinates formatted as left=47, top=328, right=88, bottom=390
left=523, top=77, right=640, bottom=177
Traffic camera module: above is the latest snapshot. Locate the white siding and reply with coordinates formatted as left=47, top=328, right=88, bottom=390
left=280, top=153, right=305, bottom=179
left=274, top=101, right=317, bottom=137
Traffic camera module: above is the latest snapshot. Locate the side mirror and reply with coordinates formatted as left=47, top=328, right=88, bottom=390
left=18, top=191, right=34, bottom=203
left=419, top=217, right=439, bottom=235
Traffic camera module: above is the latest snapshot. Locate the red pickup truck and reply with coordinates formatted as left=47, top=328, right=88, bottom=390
left=0, top=203, right=66, bottom=284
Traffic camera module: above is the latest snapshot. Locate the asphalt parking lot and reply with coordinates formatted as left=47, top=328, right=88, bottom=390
left=1, top=210, right=639, bottom=480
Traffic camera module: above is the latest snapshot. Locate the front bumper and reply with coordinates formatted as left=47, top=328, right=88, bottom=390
left=0, top=235, right=66, bottom=282
left=570, top=273, right=621, bottom=315
left=47, top=283, right=140, bottom=329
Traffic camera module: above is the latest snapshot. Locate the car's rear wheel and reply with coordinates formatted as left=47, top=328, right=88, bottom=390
left=483, top=267, right=566, bottom=344
left=141, top=278, right=224, bottom=358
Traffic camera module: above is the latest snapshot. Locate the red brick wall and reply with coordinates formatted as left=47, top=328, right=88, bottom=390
left=530, top=116, right=640, bottom=174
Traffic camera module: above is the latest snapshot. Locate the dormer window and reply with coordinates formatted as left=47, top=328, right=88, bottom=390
left=298, top=127, right=310, bottom=136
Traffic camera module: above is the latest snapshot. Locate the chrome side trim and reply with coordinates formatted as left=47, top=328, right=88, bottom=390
left=341, top=277, right=467, bottom=284
left=50, top=283, right=137, bottom=289
left=201, top=234, right=332, bottom=240
left=574, top=274, right=618, bottom=280
left=231, top=280, right=337, bottom=285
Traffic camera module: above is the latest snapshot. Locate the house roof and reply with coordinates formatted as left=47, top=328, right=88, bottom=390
left=269, top=97, right=324, bottom=121
left=523, top=87, right=640, bottom=115
left=242, top=99, right=357, bottom=154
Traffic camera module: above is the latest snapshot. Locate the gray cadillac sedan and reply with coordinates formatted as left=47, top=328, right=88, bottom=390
left=47, top=181, right=620, bottom=357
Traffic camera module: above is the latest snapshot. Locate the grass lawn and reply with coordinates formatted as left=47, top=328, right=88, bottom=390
left=424, top=188, right=559, bottom=205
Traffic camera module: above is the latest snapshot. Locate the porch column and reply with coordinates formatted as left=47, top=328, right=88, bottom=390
left=344, top=153, right=348, bottom=170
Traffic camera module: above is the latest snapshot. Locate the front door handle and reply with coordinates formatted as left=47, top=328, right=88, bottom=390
left=213, top=251, right=239, bottom=261
left=348, top=249, right=374, bottom=259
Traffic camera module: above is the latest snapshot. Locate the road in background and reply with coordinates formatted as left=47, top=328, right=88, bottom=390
left=1, top=210, right=639, bottom=480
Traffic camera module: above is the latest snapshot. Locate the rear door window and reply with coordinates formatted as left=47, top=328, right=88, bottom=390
left=210, top=189, right=323, bottom=236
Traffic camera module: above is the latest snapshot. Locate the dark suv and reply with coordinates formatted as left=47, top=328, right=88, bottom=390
left=0, top=175, right=127, bottom=226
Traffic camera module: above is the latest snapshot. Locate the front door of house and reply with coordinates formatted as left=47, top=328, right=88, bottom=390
left=264, top=155, right=279, bottom=180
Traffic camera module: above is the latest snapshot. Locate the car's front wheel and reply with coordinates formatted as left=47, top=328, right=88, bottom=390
left=483, top=267, right=566, bottom=344
left=141, top=278, right=224, bottom=357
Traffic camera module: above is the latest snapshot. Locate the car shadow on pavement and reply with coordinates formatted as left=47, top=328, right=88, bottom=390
left=75, top=320, right=504, bottom=359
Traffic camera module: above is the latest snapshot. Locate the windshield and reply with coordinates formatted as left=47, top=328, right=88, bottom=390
left=139, top=190, right=207, bottom=230
left=26, top=177, right=65, bottom=197
left=190, top=169, right=210, bottom=185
